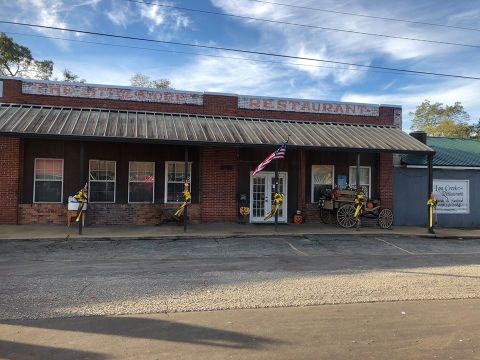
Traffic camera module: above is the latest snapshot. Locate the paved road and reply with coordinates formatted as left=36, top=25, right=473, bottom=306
left=0, top=235, right=479, bottom=320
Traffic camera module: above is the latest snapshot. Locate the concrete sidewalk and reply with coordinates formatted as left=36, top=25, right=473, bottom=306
left=0, top=223, right=478, bottom=241
left=1, top=300, right=479, bottom=360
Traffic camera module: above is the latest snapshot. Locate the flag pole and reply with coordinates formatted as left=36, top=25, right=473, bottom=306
left=274, top=157, right=279, bottom=232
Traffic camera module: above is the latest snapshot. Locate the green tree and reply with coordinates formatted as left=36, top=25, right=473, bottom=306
left=410, top=100, right=472, bottom=138
left=0, top=32, right=53, bottom=80
left=470, top=120, right=480, bottom=139
left=130, top=73, right=171, bottom=89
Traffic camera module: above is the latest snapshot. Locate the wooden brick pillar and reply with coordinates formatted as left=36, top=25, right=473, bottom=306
left=199, top=147, right=238, bottom=222
left=298, top=149, right=306, bottom=209
left=377, top=153, right=393, bottom=210
left=0, top=137, right=22, bottom=224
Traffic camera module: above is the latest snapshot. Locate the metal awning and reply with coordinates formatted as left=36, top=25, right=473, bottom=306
left=0, top=103, right=433, bottom=153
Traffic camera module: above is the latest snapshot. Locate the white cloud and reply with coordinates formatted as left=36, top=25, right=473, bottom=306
left=138, top=2, right=189, bottom=34
left=106, top=1, right=131, bottom=28
left=210, top=0, right=480, bottom=84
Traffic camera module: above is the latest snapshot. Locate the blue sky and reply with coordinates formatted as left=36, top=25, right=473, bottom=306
left=1, top=0, right=480, bottom=130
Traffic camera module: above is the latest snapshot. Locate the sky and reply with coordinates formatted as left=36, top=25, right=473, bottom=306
left=1, top=0, right=480, bottom=130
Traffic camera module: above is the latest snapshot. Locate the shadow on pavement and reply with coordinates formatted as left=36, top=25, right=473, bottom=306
left=0, top=339, right=107, bottom=360
left=1, top=316, right=283, bottom=350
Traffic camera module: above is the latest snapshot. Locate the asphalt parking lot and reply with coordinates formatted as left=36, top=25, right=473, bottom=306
left=0, top=235, right=479, bottom=320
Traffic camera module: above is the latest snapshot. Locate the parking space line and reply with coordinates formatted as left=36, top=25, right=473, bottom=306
left=284, top=240, right=309, bottom=256
left=375, top=237, right=416, bottom=255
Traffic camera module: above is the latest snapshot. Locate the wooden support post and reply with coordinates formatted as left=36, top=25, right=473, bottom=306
left=427, top=153, right=434, bottom=234
left=356, top=153, right=361, bottom=192
left=79, top=142, right=84, bottom=235
left=274, top=159, right=279, bottom=232
left=184, top=147, right=188, bottom=233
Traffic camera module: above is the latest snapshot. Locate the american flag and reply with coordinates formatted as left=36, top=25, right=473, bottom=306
left=252, top=142, right=287, bottom=176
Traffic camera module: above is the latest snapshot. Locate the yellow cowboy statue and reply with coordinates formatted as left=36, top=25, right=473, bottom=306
left=175, top=181, right=191, bottom=217
left=73, top=183, right=88, bottom=222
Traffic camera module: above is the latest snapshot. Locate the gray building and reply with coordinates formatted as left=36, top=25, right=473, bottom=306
left=394, top=135, right=480, bottom=228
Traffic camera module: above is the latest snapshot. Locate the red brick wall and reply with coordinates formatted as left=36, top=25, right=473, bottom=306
left=200, top=147, right=238, bottom=222
left=377, top=153, right=393, bottom=210
left=0, top=137, right=21, bottom=224
left=1, top=79, right=395, bottom=126
left=19, top=204, right=66, bottom=224
left=18, top=203, right=201, bottom=225
left=302, top=203, right=321, bottom=223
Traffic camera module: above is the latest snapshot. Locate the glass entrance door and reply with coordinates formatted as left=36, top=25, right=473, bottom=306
left=250, top=172, right=287, bottom=223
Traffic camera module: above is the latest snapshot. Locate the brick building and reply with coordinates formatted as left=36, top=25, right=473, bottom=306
left=0, top=77, right=433, bottom=226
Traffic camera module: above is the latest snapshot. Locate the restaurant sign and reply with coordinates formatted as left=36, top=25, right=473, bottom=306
left=22, top=80, right=203, bottom=105
left=433, top=179, right=470, bottom=214
left=238, top=96, right=379, bottom=116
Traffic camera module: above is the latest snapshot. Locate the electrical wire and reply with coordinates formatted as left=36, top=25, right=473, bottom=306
left=246, top=0, right=480, bottom=33
left=3, top=30, right=437, bottom=78
left=1, top=20, right=479, bottom=80
left=124, top=0, right=480, bottom=49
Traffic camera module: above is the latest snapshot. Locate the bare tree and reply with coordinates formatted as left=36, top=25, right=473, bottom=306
left=130, top=73, right=171, bottom=89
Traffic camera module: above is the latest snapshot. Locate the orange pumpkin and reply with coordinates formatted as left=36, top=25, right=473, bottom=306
left=293, top=214, right=303, bottom=224
left=366, top=202, right=374, bottom=209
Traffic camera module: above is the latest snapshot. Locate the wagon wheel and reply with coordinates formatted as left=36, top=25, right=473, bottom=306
left=378, top=208, right=393, bottom=229
left=336, top=204, right=356, bottom=228
left=320, top=209, right=331, bottom=224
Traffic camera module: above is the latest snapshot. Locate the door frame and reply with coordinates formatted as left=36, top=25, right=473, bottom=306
left=249, top=171, right=288, bottom=224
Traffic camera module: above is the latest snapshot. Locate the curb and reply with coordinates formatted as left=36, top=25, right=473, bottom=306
left=0, top=231, right=477, bottom=242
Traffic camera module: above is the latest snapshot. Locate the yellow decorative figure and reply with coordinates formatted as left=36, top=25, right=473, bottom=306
left=73, top=184, right=88, bottom=222
left=175, top=181, right=191, bottom=217
left=427, top=192, right=437, bottom=233
left=354, top=192, right=366, bottom=229
left=264, top=193, right=284, bottom=221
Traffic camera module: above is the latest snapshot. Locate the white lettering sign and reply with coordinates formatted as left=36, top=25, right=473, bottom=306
left=433, top=179, right=469, bottom=214
left=238, top=96, right=379, bottom=116
left=22, top=81, right=203, bottom=105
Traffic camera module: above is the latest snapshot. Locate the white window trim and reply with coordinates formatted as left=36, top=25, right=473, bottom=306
left=33, top=158, right=64, bottom=204
left=311, top=165, right=335, bottom=203
left=128, top=161, right=155, bottom=204
left=349, top=166, right=372, bottom=198
left=164, top=161, right=192, bottom=204
left=88, top=160, right=116, bottom=203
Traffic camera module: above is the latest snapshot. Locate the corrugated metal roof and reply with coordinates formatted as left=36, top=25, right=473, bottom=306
left=402, top=137, right=480, bottom=166
left=0, top=103, right=433, bottom=153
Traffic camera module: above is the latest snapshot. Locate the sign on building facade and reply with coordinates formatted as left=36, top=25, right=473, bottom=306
left=22, top=80, right=204, bottom=105
left=0, top=81, right=3, bottom=98
left=433, top=179, right=470, bottom=214
left=238, top=96, right=380, bottom=116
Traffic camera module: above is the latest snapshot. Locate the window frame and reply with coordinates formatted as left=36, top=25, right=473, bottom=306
left=164, top=161, right=193, bottom=204
left=348, top=166, right=372, bottom=198
left=33, top=158, right=64, bottom=204
left=128, top=161, right=155, bottom=204
left=88, top=159, right=116, bottom=204
left=311, top=164, right=335, bottom=203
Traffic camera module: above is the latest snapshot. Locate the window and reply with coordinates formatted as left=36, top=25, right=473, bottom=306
left=349, top=166, right=371, bottom=198
left=34, top=158, right=63, bottom=203
left=129, top=162, right=155, bottom=203
left=89, top=160, right=116, bottom=203
left=165, top=162, right=192, bottom=203
left=311, top=165, right=334, bottom=202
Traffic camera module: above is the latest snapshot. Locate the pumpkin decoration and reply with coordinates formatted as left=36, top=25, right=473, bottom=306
left=366, top=201, right=374, bottom=209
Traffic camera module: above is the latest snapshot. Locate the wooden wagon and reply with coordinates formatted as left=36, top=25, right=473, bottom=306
left=318, top=189, right=356, bottom=224
left=319, top=189, right=393, bottom=229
